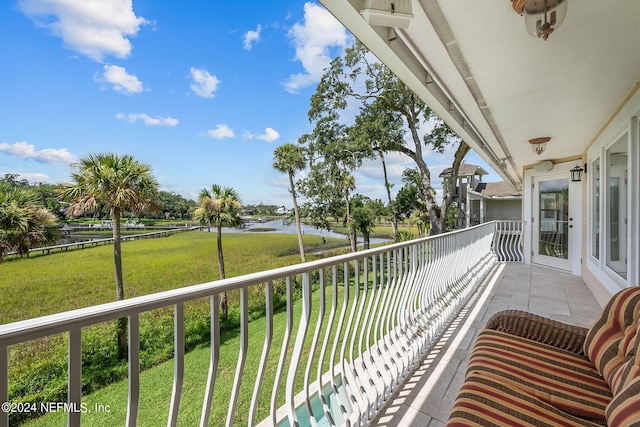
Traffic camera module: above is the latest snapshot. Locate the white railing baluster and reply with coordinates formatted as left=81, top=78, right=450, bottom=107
left=365, top=254, right=386, bottom=410
left=395, top=247, right=411, bottom=375
left=492, top=220, right=524, bottom=262
left=250, top=282, right=274, bottom=426
left=271, top=277, right=294, bottom=424
left=227, top=286, right=248, bottom=427
left=386, top=249, right=406, bottom=382
left=317, top=267, right=338, bottom=425
left=68, top=327, right=82, bottom=427
left=304, top=270, right=324, bottom=426
left=357, top=257, right=377, bottom=420
left=378, top=251, right=396, bottom=394
left=329, top=263, right=350, bottom=421
left=200, top=294, right=220, bottom=427
left=168, top=303, right=184, bottom=427
left=347, top=260, right=368, bottom=425
left=343, top=259, right=359, bottom=427
left=286, top=272, right=313, bottom=427
left=127, top=313, right=140, bottom=427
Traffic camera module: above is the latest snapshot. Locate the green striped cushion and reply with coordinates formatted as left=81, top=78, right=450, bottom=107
left=583, top=286, right=640, bottom=387
left=466, top=329, right=611, bottom=423
left=447, top=372, right=606, bottom=427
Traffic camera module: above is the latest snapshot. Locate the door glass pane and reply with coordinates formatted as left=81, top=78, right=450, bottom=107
left=606, top=134, right=628, bottom=278
left=539, top=178, right=569, bottom=259
left=592, top=159, right=600, bottom=259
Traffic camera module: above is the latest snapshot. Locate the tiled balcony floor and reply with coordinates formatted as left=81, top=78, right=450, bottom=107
left=371, top=263, right=604, bottom=427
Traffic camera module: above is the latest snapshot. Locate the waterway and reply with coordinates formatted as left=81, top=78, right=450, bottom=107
left=218, top=219, right=389, bottom=245
left=53, top=220, right=390, bottom=246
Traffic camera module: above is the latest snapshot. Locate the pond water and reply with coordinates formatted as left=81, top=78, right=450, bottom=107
left=54, top=234, right=109, bottom=245
left=218, top=219, right=389, bottom=245
left=52, top=219, right=390, bottom=247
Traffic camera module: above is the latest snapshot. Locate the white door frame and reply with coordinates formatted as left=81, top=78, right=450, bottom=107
left=524, top=162, right=583, bottom=275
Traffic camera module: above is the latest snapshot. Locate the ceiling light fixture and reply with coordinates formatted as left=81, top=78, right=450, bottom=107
left=529, top=137, right=550, bottom=155
left=512, top=0, right=568, bottom=41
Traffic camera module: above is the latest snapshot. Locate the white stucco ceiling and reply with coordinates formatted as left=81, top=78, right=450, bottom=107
left=320, top=0, right=640, bottom=188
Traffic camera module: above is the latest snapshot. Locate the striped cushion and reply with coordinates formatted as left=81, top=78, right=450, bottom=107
left=604, top=323, right=640, bottom=426
left=606, top=373, right=640, bottom=426
left=465, top=329, right=611, bottom=423
left=583, top=286, right=640, bottom=387
left=448, top=287, right=640, bottom=427
left=447, top=372, right=605, bottom=427
left=607, top=326, right=640, bottom=396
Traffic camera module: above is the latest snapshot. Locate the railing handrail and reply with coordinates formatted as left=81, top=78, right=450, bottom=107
left=0, top=222, right=496, bottom=346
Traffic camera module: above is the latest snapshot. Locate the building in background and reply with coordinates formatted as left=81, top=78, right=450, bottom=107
left=440, top=163, right=522, bottom=227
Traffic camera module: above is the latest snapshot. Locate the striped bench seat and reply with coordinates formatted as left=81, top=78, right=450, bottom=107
left=448, top=287, right=640, bottom=426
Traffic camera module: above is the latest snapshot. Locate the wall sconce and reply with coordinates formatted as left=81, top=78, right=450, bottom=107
left=570, top=164, right=584, bottom=182
left=529, top=137, right=550, bottom=155
left=512, top=0, right=568, bottom=41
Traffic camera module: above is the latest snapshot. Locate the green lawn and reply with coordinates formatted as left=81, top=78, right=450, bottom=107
left=22, top=292, right=318, bottom=426
left=1, top=230, right=360, bottom=425
left=0, top=231, right=344, bottom=324
left=22, top=272, right=374, bottom=427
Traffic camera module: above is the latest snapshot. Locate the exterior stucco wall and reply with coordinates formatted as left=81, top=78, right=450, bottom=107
left=485, top=199, right=521, bottom=220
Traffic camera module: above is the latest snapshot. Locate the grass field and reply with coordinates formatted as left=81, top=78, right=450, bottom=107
left=0, top=231, right=347, bottom=324
left=22, top=285, right=349, bottom=427
left=2, top=230, right=367, bottom=425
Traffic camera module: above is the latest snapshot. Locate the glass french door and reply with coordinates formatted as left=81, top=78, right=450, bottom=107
left=532, top=175, right=574, bottom=270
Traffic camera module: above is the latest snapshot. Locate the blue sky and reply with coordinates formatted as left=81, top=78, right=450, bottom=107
left=0, top=0, right=498, bottom=207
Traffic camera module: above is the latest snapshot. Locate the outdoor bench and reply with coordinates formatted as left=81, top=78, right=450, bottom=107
left=447, top=286, right=640, bottom=426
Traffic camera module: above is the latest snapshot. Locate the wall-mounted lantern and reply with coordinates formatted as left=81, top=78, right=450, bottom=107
left=570, top=164, right=584, bottom=182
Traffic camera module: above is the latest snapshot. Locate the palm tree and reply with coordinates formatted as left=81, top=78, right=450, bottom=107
left=0, top=182, right=56, bottom=260
left=273, top=143, right=307, bottom=263
left=58, top=153, right=159, bottom=358
left=193, top=184, right=243, bottom=319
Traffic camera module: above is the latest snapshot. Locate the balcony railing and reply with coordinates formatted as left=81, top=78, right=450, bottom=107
left=492, top=220, right=524, bottom=262
left=0, top=221, right=521, bottom=427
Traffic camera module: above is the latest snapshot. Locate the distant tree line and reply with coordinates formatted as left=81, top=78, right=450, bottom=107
left=0, top=174, right=197, bottom=222
left=243, top=203, right=283, bottom=216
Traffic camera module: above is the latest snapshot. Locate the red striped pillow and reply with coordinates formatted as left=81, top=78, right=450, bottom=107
left=606, top=371, right=640, bottom=426
left=584, top=287, right=640, bottom=387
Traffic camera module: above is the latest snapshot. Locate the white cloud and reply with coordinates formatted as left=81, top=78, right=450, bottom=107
left=116, top=113, right=178, bottom=127
left=189, top=67, right=220, bottom=98
left=207, top=124, right=235, bottom=139
left=243, top=24, right=261, bottom=50
left=284, top=2, right=350, bottom=94
left=96, top=64, right=143, bottom=94
left=256, top=127, right=280, bottom=142
left=0, top=141, right=76, bottom=165
left=18, top=0, right=147, bottom=62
